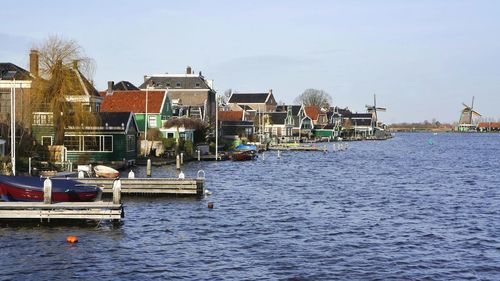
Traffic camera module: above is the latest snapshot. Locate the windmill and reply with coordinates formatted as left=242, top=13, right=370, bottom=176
left=458, top=96, right=481, bottom=131
left=366, top=94, right=386, bottom=130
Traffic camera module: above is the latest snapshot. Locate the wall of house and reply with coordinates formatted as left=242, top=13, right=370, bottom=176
left=135, top=113, right=162, bottom=133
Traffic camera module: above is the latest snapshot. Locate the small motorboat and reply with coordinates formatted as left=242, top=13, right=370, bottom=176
left=235, top=144, right=257, bottom=151
left=232, top=150, right=257, bottom=161
left=0, top=175, right=101, bottom=202
left=94, top=165, right=119, bottom=178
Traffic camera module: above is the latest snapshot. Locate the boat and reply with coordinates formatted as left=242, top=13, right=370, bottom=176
left=232, top=150, right=257, bottom=161
left=94, top=165, right=119, bottom=178
left=0, top=175, right=101, bottom=202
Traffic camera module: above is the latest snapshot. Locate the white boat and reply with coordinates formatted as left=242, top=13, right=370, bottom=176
left=93, top=165, right=119, bottom=178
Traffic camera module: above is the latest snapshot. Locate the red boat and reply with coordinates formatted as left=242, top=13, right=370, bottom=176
left=0, top=175, right=101, bottom=202
left=232, top=150, right=257, bottom=161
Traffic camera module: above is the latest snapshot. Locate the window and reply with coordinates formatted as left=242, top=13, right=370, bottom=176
left=166, top=83, right=171, bottom=87
left=42, top=136, right=53, bottom=146
left=84, top=136, right=100, bottom=151
left=167, top=133, right=174, bottom=139
left=195, top=83, right=200, bottom=88
left=103, top=136, right=112, bottom=151
left=64, top=135, right=114, bottom=152
left=175, top=82, right=181, bottom=88
left=127, top=135, right=135, bottom=151
left=33, top=113, right=53, bottom=126
left=148, top=115, right=157, bottom=128
left=64, top=136, right=80, bottom=151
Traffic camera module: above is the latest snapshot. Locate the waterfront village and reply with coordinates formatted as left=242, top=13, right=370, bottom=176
left=0, top=49, right=395, bottom=175
left=0, top=49, right=495, bottom=175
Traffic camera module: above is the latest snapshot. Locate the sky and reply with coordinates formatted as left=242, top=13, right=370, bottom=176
left=1, top=0, right=499, bottom=123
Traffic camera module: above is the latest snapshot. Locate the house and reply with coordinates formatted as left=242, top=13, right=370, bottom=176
left=139, top=67, right=216, bottom=124
left=218, top=111, right=254, bottom=140
left=346, top=112, right=374, bottom=137
left=477, top=122, right=500, bottom=132
left=0, top=51, right=36, bottom=129
left=62, top=112, right=139, bottom=166
left=228, top=90, right=277, bottom=112
left=99, top=88, right=172, bottom=137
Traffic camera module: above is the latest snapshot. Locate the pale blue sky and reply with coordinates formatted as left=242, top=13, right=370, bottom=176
left=1, top=0, right=499, bottom=123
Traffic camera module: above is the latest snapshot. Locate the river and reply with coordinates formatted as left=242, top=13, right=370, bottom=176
left=1, top=133, right=499, bottom=280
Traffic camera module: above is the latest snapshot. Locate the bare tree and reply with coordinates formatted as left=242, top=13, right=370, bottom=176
left=294, top=88, right=332, bottom=109
left=31, top=36, right=98, bottom=145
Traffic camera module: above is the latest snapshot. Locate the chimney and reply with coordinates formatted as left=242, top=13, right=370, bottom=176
left=29, top=49, right=39, bottom=77
left=186, top=66, right=192, bottom=74
left=269, top=89, right=273, bottom=95
left=107, top=81, right=114, bottom=95
left=72, top=60, right=79, bottom=70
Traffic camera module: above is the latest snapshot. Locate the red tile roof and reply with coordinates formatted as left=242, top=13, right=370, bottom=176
left=218, top=111, right=243, bottom=121
left=477, top=122, right=500, bottom=128
left=100, top=90, right=166, bottom=113
left=304, top=106, right=321, bottom=120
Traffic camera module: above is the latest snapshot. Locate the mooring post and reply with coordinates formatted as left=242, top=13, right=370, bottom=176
left=180, top=153, right=184, bottom=165
left=277, top=150, right=281, bottom=159
left=146, top=158, right=152, bottom=177
left=128, top=170, right=135, bottom=178
left=176, top=154, right=180, bottom=170
left=28, top=157, right=32, bottom=176
left=197, top=150, right=201, bottom=161
left=43, top=178, right=52, bottom=204
left=112, top=178, right=122, bottom=204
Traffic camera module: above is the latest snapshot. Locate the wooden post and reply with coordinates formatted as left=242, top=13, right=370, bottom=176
left=197, top=150, right=201, bottom=161
left=28, top=157, right=32, bottom=176
left=176, top=155, right=180, bottom=170
left=277, top=150, right=280, bottom=159
left=112, top=179, right=122, bottom=204
left=43, top=178, right=52, bottom=204
left=180, top=153, right=184, bottom=165
left=146, top=158, right=151, bottom=177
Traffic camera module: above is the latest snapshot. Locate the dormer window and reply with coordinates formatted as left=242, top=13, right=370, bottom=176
left=166, top=83, right=171, bottom=87
left=176, top=82, right=181, bottom=88
left=195, top=83, right=200, bottom=88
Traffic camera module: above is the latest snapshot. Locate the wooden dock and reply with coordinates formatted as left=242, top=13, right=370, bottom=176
left=268, top=145, right=327, bottom=152
left=76, top=178, right=205, bottom=197
left=0, top=201, right=123, bottom=221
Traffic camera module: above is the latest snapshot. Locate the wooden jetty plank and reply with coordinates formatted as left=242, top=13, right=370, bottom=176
left=76, top=178, right=205, bottom=196
left=0, top=201, right=121, bottom=209
left=0, top=201, right=123, bottom=220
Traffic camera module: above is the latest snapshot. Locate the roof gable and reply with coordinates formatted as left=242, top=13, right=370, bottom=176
left=304, top=106, right=321, bottom=120
left=113, top=81, right=139, bottom=91
left=0, top=63, right=31, bottom=80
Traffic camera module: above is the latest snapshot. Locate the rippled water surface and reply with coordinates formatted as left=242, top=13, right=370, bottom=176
left=1, top=133, right=499, bottom=280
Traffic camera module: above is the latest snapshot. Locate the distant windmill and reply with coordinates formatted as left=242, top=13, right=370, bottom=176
left=366, top=94, right=386, bottom=129
left=458, top=96, right=481, bottom=130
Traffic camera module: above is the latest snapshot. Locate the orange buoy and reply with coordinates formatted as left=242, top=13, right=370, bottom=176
left=66, top=236, right=79, bottom=243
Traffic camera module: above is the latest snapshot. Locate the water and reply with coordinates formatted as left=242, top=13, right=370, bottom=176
left=1, top=133, right=499, bottom=280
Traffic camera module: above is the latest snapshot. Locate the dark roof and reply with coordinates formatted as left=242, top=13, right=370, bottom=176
left=238, top=104, right=254, bottom=111
left=139, top=75, right=212, bottom=90
left=113, top=81, right=139, bottom=91
left=350, top=113, right=373, bottom=119
left=99, top=112, right=133, bottom=128
left=75, top=69, right=100, bottom=97
left=229, top=93, right=269, bottom=103
left=268, top=112, right=287, bottom=125
left=276, top=105, right=301, bottom=115
left=0, top=63, right=31, bottom=80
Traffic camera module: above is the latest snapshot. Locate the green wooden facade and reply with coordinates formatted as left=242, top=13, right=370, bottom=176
left=32, top=112, right=139, bottom=166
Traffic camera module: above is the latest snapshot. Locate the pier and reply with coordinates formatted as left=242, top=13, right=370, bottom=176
left=0, top=201, right=123, bottom=221
left=76, top=177, right=205, bottom=197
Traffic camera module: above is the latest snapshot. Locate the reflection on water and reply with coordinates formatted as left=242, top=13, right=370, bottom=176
left=1, top=133, right=499, bottom=280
